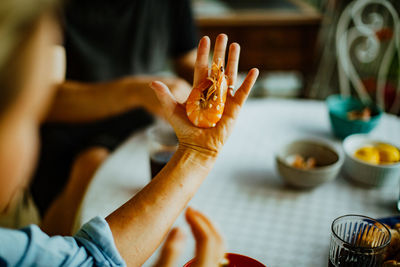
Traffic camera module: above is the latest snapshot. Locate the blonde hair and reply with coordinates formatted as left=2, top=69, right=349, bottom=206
left=0, top=0, right=58, bottom=115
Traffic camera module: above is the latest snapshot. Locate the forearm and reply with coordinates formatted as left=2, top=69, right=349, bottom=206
left=46, top=77, right=156, bottom=123
left=106, top=147, right=217, bottom=266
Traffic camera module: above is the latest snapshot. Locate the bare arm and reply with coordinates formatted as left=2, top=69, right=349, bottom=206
left=106, top=34, right=259, bottom=266
left=46, top=78, right=146, bottom=123
left=45, top=48, right=196, bottom=124
left=106, top=146, right=216, bottom=266
left=46, top=76, right=192, bottom=123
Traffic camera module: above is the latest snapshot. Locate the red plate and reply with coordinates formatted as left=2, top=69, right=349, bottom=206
left=183, top=253, right=266, bottom=267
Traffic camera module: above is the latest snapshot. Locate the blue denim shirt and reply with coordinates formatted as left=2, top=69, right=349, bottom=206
left=0, top=217, right=125, bottom=267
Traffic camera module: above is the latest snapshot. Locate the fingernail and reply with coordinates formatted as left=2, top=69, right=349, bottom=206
left=231, top=42, right=240, bottom=49
left=171, top=228, right=186, bottom=240
left=219, top=33, right=228, bottom=39
left=200, top=36, right=210, bottom=45
left=186, top=206, right=199, bottom=215
left=186, top=206, right=194, bottom=213
left=149, top=81, right=160, bottom=89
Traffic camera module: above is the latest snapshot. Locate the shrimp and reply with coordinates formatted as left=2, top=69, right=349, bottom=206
left=186, top=60, right=228, bottom=128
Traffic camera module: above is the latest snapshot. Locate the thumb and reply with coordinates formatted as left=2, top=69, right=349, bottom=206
left=150, top=81, right=178, bottom=119
left=154, top=228, right=186, bottom=267
left=185, top=207, right=225, bottom=267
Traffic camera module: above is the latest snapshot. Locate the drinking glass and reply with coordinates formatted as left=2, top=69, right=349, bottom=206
left=147, top=122, right=178, bottom=179
left=329, top=214, right=391, bottom=267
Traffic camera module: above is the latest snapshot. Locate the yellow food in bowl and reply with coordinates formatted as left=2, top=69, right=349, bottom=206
left=354, top=143, right=400, bottom=165
left=354, top=147, right=380, bottom=164
left=376, top=143, right=400, bottom=163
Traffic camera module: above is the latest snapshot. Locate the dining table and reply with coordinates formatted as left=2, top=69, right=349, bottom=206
left=79, top=98, right=400, bottom=267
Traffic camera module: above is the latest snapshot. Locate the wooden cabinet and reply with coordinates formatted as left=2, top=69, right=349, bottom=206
left=194, top=0, right=322, bottom=89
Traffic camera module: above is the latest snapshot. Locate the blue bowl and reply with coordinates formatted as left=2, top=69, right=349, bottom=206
left=326, top=95, right=382, bottom=139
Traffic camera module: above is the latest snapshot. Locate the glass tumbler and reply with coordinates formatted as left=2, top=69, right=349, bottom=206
left=329, top=214, right=391, bottom=267
left=147, top=122, right=178, bottom=179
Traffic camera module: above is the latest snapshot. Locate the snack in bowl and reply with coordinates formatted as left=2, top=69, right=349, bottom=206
left=291, top=154, right=317, bottom=170
left=276, top=140, right=343, bottom=188
left=354, top=146, right=380, bottom=164
left=326, top=95, right=382, bottom=139
left=380, top=222, right=400, bottom=266
left=343, top=134, right=400, bottom=187
left=354, top=143, right=400, bottom=165
left=378, top=143, right=400, bottom=164
left=347, top=107, right=371, bottom=121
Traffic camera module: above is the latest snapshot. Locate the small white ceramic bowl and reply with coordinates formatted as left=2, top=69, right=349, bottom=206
left=276, top=139, right=343, bottom=188
left=342, top=134, right=400, bottom=187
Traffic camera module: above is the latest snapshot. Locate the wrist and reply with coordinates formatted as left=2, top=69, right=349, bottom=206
left=118, top=77, right=150, bottom=109
left=176, top=143, right=219, bottom=163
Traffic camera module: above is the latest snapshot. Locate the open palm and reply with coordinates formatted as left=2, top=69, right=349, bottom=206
left=150, top=34, right=259, bottom=157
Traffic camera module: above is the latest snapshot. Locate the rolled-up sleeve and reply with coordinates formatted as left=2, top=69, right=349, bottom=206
left=0, top=216, right=125, bottom=267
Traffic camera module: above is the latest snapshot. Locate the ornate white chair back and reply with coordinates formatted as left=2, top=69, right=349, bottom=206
left=336, top=0, right=400, bottom=113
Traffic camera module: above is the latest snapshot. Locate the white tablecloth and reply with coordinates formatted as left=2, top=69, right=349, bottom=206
left=80, top=98, right=400, bottom=267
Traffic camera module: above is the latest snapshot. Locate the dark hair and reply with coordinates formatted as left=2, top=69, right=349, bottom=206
left=0, top=0, right=59, bottom=116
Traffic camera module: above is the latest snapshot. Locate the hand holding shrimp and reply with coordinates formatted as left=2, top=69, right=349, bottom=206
left=187, top=34, right=237, bottom=128
left=150, top=34, right=259, bottom=157
left=107, top=35, right=257, bottom=266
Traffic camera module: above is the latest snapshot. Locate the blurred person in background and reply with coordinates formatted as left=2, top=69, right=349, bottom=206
left=30, top=0, right=201, bottom=235
left=0, top=0, right=258, bottom=264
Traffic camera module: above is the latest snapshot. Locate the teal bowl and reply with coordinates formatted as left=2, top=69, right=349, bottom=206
left=326, top=95, right=382, bottom=139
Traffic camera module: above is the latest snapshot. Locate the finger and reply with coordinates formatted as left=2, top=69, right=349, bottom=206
left=185, top=207, right=225, bottom=266
left=223, top=68, right=259, bottom=119
left=233, top=68, right=259, bottom=106
left=150, top=81, right=177, bottom=119
left=212, top=34, right=228, bottom=65
left=188, top=208, right=222, bottom=240
left=225, top=43, right=240, bottom=95
left=194, top=36, right=211, bottom=88
left=154, top=228, right=186, bottom=267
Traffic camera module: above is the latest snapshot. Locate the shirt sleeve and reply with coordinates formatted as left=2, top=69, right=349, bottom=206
left=0, top=216, right=125, bottom=267
left=169, top=0, right=199, bottom=58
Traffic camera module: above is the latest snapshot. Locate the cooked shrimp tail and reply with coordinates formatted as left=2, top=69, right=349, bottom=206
left=186, top=59, right=228, bottom=128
